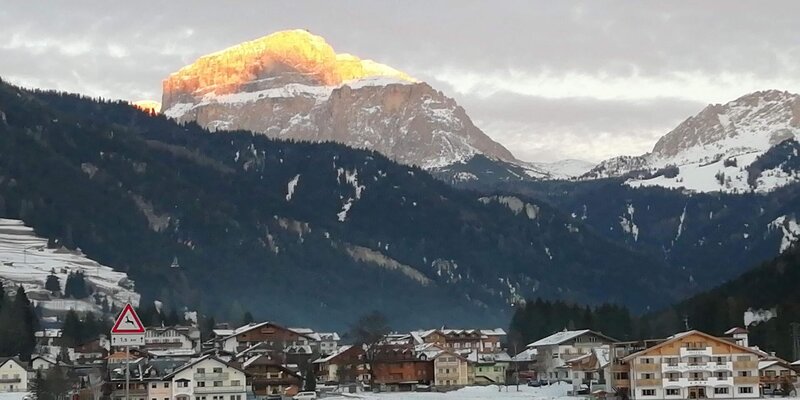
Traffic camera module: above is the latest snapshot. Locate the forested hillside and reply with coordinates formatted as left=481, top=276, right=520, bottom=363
left=509, top=246, right=800, bottom=360
left=0, top=80, right=690, bottom=329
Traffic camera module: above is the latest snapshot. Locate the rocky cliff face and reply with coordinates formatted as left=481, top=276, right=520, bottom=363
left=161, top=29, right=515, bottom=168
left=584, top=90, right=800, bottom=192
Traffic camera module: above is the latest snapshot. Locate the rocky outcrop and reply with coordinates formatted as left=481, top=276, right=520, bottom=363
left=583, top=90, right=800, bottom=192
left=161, top=29, right=515, bottom=168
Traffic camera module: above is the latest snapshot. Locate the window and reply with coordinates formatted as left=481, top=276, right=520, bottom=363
left=164, top=383, right=170, bottom=388
left=641, top=389, right=656, bottom=396
left=714, top=356, right=726, bottom=364
left=642, top=373, right=654, bottom=379
left=666, top=373, right=680, bottom=381
left=197, top=368, right=205, bottom=374
left=151, top=383, right=157, bottom=389
left=213, top=367, right=222, bottom=373
left=177, top=381, right=189, bottom=388
left=230, top=380, right=240, bottom=386
left=197, top=381, right=206, bottom=387
left=641, top=358, right=653, bottom=364
left=738, top=371, right=750, bottom=377
left=690, top=372, right=703, bottom=380
left=666, top=389, right=680, bottom=396
left=213, top=381, right=222, bottom=387
left=666, top=357, right=679, bottom=366
left=614, top=372, right=629, bottom=380
left=739, top=387, right=753, bottom=394
left=715, top=372, right=727, bottom=379
left=736, top=356, right=751, bottom=362
left=714, top=388, right=729, bottom=395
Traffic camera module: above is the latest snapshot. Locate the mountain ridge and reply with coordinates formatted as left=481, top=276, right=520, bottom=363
left=161, top=29, right=516, bottom=169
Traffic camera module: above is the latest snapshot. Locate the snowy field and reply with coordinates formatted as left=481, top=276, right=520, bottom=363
left=0, top=218, right=140, bottom=313
left=0, top=393, right=30, bottom=400
left=335, top=383, right=579, bottom=400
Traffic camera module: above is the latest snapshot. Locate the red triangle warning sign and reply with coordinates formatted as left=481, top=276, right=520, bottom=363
left=111, top=303, right=146, bottom=334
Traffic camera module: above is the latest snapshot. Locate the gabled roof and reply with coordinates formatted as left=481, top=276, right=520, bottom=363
left=164, top=355, right=245, bottom=379
left=792, top=359, right=800, bottom=366
left=622, top=330, right=766, bottom=361
left=526, top=329, right=617, bottom=347
left=511, top=348, right=537, bottom=362
left=0, top=357, right=27, bottom=371
left=224, top=322, right=315, bottom=342
left=313, top=345, right=355, bottom=364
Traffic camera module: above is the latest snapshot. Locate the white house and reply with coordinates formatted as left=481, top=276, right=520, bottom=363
left=166, top=355, right=247, bottom=400
left=0, top=357, right=29, bottom=392
left=30, top=355, right=58, bottom=371
left=525, top=329, right=617, bottom=381
left=145, top=326, right=201, bottom=354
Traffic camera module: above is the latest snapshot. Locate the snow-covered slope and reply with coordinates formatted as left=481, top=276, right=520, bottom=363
left=585, top=90, right=800, bottom=193
left=0, top=219, right=140, bottom=314
left=161, top=29, right=515, bottom=169
left=523, top=159, right=595, bottom=180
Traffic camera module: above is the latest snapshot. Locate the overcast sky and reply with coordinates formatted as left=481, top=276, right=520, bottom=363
left=2, top=1, right=800, bottom=162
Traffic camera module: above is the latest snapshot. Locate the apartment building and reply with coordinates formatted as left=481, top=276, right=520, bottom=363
left=166, top=355, right=247, bottom=400
left=622, top=330, right=762, bottom=399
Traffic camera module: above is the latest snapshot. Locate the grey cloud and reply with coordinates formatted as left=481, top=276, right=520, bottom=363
left=2, top=1, right=800, bottom=161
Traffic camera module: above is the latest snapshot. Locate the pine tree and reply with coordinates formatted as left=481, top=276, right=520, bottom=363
left=64, top=271, right=89, bottom=299
left=303, top=362, right=317, bottom=392
left=13, top=286, right=37, bottom=358
left=31, top=369, right=47, bottom=400
left=61, top=310, right=82, bottom=347
left=45, top=270, right=61, bottom=293
left=242, top=311, right=254, bottom=325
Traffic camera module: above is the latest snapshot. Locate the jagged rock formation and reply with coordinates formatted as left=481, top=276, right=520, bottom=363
left=161, top=29, right=515, bottom=168
left=584, top=90, right=800, bottom=192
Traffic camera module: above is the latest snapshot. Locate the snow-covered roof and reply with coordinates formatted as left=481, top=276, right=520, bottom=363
left=724, top=327, right=748, bottom=335
left=313, top=345, right=353, bottom=364
left=759, top=360, right=779, bottom=370
left=527, top=329, right=591, bottom=347
left=792, top=359, right=800, bottom=366
left=594, top=347, right=610, bottom=368
left=511, top=348, right=537, bottom=362
left=317, top=332, right=340, bottom=341
left=147, top=349, right=197, bottom=358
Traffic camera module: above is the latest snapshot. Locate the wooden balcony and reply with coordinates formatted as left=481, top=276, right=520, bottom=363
left=734, top=376, right=759, bottom=385
left=613, top=379, right=631, bottom=388
left=636, top=363, right=659, bottom=372
left=733, top=360, right=758, bottom=369
left=635, top=378, right=660, bottom=387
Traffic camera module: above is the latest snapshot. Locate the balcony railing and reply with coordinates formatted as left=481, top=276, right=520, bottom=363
left=194, top=385, right=246, bottom=394
left=194, top=372, right=230, bottom=380
left=734, top=376, right=759, bottom=385
left=636, top=378, right=661, bottom=387
left=0, top=378, right=22, bottom=383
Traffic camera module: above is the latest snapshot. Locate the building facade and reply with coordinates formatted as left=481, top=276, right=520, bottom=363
left=0, top=358, right=29, bottom=392
left=622, top=330, right=762, bottom=400
left=167, top=356, right=247, bottom=400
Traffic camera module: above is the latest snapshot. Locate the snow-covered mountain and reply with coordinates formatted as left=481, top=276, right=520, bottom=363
left=585, top=90, right=800, bottom=193
left=523, top=159, right=596, bottom=180
left=161, top=29, right=515, bottom=169
left=0, top=219, right=140, bottom=315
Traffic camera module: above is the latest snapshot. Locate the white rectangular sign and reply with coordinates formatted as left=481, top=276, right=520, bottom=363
left=111, top=334, right=144, bottom=346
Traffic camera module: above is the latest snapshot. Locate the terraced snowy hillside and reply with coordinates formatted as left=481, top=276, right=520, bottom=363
left=0, top=219, right=140, bottom=315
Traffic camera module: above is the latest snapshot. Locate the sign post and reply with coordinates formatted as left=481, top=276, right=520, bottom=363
left=111, top=304, right=146, bottom=400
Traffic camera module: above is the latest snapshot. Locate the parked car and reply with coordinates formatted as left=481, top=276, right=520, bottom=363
left=527, top=380, right=542, bottom=387
left=293, top=392, right=318, bottom=400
